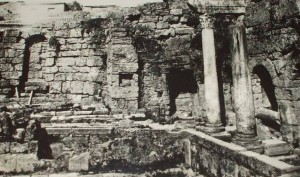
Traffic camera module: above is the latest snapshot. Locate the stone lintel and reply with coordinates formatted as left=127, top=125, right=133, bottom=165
left=188, top=0, right=246, bottom=14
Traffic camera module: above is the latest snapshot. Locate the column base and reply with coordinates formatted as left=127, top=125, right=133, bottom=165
left=233, top=134, right=263, bottom=154
left=196, top=123, right=225, bottom=134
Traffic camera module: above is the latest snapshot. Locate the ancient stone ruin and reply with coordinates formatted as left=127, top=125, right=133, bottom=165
left=0, top=0, right=300, bottom=176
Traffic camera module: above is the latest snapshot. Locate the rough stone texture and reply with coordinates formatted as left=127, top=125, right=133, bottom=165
left=246, top=0, right=300, bottom=145
left=262, top=139, right=292, bottom=156
left=0, top=154, right=42, bottom=173
left=0, top=1, right=300, bottom=176
left=68, top=152, right=90, bottom=172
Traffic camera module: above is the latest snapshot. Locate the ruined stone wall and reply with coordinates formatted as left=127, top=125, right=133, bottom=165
left=0, top=28, right=24, bottom=97
left=245, top=0, right=300, bottom=144
left=0, top=12, right=110, bottom=113
left=0, top=1, right=233, bottom=120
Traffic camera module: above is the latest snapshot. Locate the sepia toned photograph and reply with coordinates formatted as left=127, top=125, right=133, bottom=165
left=0, top=0, right=300, bottom=176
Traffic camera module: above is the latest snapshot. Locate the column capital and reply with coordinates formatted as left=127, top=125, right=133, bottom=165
left=199, top=14, right=215, bottom=29
left=228, top=15, right=245, bottom=26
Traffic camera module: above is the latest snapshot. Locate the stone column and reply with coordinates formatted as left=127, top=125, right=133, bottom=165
left=229, top=16, right=262, bottom=151
left=198, top=14, right=224, bottom=134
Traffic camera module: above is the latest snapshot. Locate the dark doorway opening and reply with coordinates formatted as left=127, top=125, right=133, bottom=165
left=167, top=69, right=198, bottom=115
left=253, top=65, right=278, bottom=111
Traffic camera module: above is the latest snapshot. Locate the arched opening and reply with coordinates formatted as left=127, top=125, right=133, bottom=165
left=19, top=34, right=46, bottom=92
left=253, top=65, right=278, bottom=111
left=167, top=69, right=198, bottom=116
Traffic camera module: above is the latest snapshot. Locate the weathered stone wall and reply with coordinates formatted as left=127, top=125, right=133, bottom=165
left=0, top=28, right=24, bottom=97
left=245, top=0, right=300, bottom=145
left=1, top=128, right=299, bottom=176
left=0, top=1, right=235, bottom=121
left=0, top=12, right=110, bottom=113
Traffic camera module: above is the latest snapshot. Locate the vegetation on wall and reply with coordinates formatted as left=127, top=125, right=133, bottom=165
left=68, top=1, right=82, bottom=11
left=81, top=18, right=108, bottom=45
left=48, top=36, right=60, bottom=53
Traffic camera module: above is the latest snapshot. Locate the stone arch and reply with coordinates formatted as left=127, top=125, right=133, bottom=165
left=252, top=64, right=278, bottom=111
left=19, top=34, right=46, bottom=92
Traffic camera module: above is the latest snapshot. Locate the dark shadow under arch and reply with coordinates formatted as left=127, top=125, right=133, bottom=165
left=253, top=65, right=278, bottom=111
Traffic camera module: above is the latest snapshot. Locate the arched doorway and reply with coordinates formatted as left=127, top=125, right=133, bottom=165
left=19, top=34, right=46, bottom=92
left=253, top=65, right=278, bottom=111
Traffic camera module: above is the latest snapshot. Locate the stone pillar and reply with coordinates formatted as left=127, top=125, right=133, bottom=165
left=229, top=16, right=262, bottom=151
left=198, top=14, right=224, bottom=134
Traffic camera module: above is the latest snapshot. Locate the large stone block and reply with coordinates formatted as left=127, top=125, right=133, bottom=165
left=0, top=64, right=11, bottom=72
left=279, top=101, right=297, bottom=125
left=54, top=73, right=66, bottom=81
left=83, top=83, right=97, bottom=95
left=43, top=66, right=59, bottom=74
left=75, top=58, right=87, bottom=66
left=86, top=57, right=103, bottom=67
left=44, top=74, right=54, bottom=81
left=77, top=67, right=91, bottom=73
left=44, top=58, right=55, bottom=66
left=68, top=152, right=89, bottom=172
left=10, top=142, right=29, bottom=154
left=50, top=82, right=62, bottom=93
left=157, top=22, right=170, bottom=29
left=62, top=81, right=71, bottom=93
left=139, top=15, right=158, bottom=23
left=59, top=67, right=77, bottom=73
left=50, top=143, right=64, bottom=159
left=70, top=29, right=82, bottom=38
left=0, top=154, right=41, bottom=173
left=72, top=73, right=88, bottom=81
left=170, top=9, right=183, bottom=15
left=110, top=86, right=139, bottom=99
left=60, top=51, right=80, bottom=57
left=112, top=63, right=139, bottom=74
left=0, top=142, right=10, bottom=154
left=70, top=81, right=84, bottom=94
left=262, top=139, right=291, bottom=156
left=57, top=57, right=77, bottom=66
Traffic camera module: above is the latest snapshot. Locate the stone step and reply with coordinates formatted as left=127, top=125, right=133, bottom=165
left=43, top=125, right=113, bottom=135
left=274, top=154, right=300, bottom=166
left=50, top=113, right=146, bottom=123
left=262, top=139, right=292, bottom=156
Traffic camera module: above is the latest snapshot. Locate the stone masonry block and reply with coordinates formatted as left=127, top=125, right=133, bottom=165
left=70, top=81, right=84, bottom=94
left=54, top=73, right=66, bottom=81
left=49, top=82, right=62, bottom=93
left=44, top=74, right=54, bottom=81
left=57, top=57, right=77, bottom=67
left=76, top=58, right=87, bottom=66
left=170, top=9, right=183, bottom=16
left=157, top=22, right=170, bottom=29
left=87, top=57, right=103, bottom=67
left=43, top=66, right=59, bottom=74
left=62, top=81, right=71, bottom=93
left=68, top=152, right=89, bottom=172
left=70, top=29, right=82, bottom=38
left=44, top=58, right=55, bottom=66
left=83, top=82, right=97, bottom=95
left=60, top=51, right=80, bottom=57
left=73, top=73, right=88, bottom=81
left=59, top=67, right=77, bottom=73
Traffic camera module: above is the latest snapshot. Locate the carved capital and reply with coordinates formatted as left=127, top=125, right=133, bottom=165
left=228, top=15, right=245, bottom=26
left=199, top=14, right=215, bottom=29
